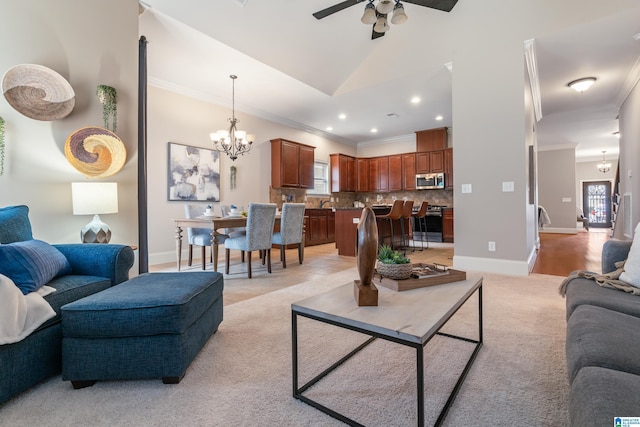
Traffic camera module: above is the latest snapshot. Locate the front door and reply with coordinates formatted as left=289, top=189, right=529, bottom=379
left=582, top=181, right=612, bottom=228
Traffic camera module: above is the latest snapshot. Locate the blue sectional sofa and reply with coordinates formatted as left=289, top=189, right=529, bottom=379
left=0, top=205, right=134, bottom=405
left=563, top=239, right=640, bottom=426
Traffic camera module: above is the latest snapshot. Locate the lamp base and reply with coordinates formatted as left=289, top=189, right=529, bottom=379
left=80, top=214, right=112, bottom=243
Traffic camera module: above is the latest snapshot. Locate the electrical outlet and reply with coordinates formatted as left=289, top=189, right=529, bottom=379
left=488, top=241, right=496, bottom=251
left=562, top=197, right=572, bottom=203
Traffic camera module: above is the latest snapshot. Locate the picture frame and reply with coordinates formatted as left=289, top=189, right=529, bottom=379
left=167, top=142, right=221, bottom=201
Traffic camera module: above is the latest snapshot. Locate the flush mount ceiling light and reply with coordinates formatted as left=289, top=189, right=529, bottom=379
left=597, top=150, right=611, bottom=174
left=568, top=77, right=596, bottom=93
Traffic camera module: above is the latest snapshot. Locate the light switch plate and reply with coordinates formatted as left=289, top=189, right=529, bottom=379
left=461, top=184, right=472, bottom=194
left=502, top=182, right=515, bottom=192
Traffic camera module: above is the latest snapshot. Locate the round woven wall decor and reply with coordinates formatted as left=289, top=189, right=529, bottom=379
left=65, top=126, right=126, bottom=178
left=2, top=64, right=75, bottom=121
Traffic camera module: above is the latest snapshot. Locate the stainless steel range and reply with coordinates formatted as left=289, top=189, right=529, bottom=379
left=413, top=205, right=447, bottom=242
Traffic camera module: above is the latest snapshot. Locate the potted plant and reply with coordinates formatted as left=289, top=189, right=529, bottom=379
left=376, top=244, right=413, bottom=280
left=96, top=85, right=117, bottom=132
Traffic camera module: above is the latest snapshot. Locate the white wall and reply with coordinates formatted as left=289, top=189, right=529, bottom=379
left=0, top=1, right=139, bottom=269
left=538, top=148, right=578, bottom=232
left=146, top=86, right=354, bottom=265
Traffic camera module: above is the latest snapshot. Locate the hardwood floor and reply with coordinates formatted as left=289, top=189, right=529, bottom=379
left=532, top=229, right=611, bottom=276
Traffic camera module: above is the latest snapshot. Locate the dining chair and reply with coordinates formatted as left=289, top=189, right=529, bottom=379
left=411, top=201, right=429, bottom=250
left=271, top=203, right=306, bottom=268
left=400, top=200, right=414, bottom=252
left=376, top=199, right=404, bottom=250
left=184, top=204, right=214, bottom=270
left=224, top=203, right=277, bottom=278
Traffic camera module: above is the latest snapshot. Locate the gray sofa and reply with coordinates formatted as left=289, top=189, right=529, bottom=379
left=0, top=205, right=135, bottom=405
left=564, top=239, right=640, bottom=426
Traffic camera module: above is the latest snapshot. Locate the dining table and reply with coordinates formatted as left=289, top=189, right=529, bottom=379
left=173, top=214, right=282, bottom=272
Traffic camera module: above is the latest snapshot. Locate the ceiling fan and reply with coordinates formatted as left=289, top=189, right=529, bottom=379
left=313, top=0, right=459, bottom=39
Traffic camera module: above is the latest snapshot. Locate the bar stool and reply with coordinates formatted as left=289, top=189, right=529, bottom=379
left=376, top=200, right=404, bottom=249
left=400, top=200, right=414, bottom=252
left=411, top=201, right=429, bottom=250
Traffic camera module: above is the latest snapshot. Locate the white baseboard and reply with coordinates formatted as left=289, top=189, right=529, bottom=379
left=538, top=227, right=577, bottom=234
left=527, top=245, right=537, bottom=273
left=453, top=255, right=531, bottom=276
left=149, top=250, right=184, bottom=267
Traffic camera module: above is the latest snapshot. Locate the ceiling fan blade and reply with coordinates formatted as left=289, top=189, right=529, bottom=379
left=402, top=0, right=459, bottom=13
left=313, top=0, right=365, bottom=20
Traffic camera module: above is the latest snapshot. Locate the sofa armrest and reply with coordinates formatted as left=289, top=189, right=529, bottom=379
left=53, top=244, right=135, bottom=285
left=602, top=240, right=633, bottom=274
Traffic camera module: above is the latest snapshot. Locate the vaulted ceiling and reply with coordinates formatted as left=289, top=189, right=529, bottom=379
left=139, top=0, right=640, bottom=162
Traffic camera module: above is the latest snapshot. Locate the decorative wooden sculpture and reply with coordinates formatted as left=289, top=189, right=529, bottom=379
left=354, top=207, right=379, bottom=306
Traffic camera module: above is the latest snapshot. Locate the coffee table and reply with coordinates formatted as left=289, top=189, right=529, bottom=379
left=291, top=275, right=483, bottom=426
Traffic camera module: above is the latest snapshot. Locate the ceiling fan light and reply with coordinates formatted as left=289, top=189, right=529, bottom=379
left=376, top=0, right=394, bottom=14
left=361, top=3, right=377, bottom=24
left=568, top=77, right=596, bottom=92
left=391, top=2, right=407, bottom=25
left=374, top=16, right=390, bottom=33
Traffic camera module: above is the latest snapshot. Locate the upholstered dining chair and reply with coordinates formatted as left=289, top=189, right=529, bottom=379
left=376, top=199, right=404, bottom=250
left=271, top=203, right=306, bottom=268
left=220, top=205, right=247, bottom=238
left=184, top=204, right=214, bottom=270
left=224, top=203, right=277, bottom=278
left=411, top=201, right=429, bottom=250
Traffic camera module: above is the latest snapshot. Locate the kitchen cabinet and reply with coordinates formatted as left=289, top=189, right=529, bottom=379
left=444, top=148, right=453, bottom=190
left=416, top=127, right=447, bottom=152
left=376, top=156, right=389, bottom=192
left=334, top=208, right=362, bottom=256
left=304, top=209, right=335, bottom=246
left=402, top=153, right=416, bottom=190
left=356, top=158, right=370, bottom=192
left=416, top=150, right=445, bottom=174
left=388, top=154, right=403, bottom=192
left=271, top=138, right=315, bottom=188
left=330, top=154, right=356, bottom=192
left=442, top=208, right=454, bottom=243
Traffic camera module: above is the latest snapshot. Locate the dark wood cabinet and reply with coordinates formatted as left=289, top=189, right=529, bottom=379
left=416, top=150, right=446, bottom=174
left=377, top=156, right=389, bottom=192
left=416, top=152, right=430, bottom=174
left=388, top=154, right=403, bottom=192
left=368, top=157, right=379, bottom=192
left=356, top=158, right=370, bottom=192
left=444, top=148, right=453, bottom=190
left=330, top=154, right=356, bottom=193
left=271, top=138, right=315, bottom=188
left=442, top=208, right=454, bottom=243
left=304, top=209, right=335, bottom=246
left=429, top=150, right=445, bottom=173
left=334, top=208, right=362, bottom=256
left=416, top=127, right=447, bottom=152
left=402, top=153, right=416, bottom=191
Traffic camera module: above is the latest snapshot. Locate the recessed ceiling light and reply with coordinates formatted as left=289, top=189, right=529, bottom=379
left=568, top=77, right=596, bottom=92
left=326, top=126, right=333, bottom=131
left=411, top=96, right=421, bottom=104
left=435, top=115, right=443, bottom=121
left=634, top=33, right=640, bottom=41
left=371, top=128, right=378, bottom=133
left=338, top=113, right=346, bottom=120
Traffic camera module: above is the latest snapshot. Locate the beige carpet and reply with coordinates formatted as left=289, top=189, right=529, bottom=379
left=0, top=269, right=569, bottom=426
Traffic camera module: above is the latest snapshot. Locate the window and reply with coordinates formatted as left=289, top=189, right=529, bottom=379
left=307, top=161, right=329, bottom=195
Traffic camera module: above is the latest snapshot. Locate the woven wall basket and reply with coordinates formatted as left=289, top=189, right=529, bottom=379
left=2, top=64, right=75, bottom=121
left=376, top=262, right=413, bottom=280
left=64, top=126, right=126, bottom=178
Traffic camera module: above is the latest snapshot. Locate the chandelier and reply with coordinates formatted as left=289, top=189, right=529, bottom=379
left=597, top=151, right=611, bottom=173
left=210, top=75, right=255, bottom=161
left=361, top=0, right=408, bottom=34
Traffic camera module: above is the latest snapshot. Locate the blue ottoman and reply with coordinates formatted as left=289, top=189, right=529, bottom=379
left=61, top=272, right=223, bottom=388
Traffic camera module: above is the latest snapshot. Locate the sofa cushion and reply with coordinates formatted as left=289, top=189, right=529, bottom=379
left=570, top=367, right=640, bottom=427
left=620, top=222, right=640, bottom=287
left=0, top=205, right=33, bottom=243
left=566, top=304, right=640, bottom=384
left=565, top=276, right=640, bottom=320
left=0, top=239, right=71, bottom=294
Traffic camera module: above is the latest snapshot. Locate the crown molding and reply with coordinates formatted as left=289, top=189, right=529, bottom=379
left=148, top=77, right=357, bottom=146
left=524, top=39, right=543, bottom=123
left=356, top=133, right=415, bottom=148
left=537, top=143, right=577, bottom=152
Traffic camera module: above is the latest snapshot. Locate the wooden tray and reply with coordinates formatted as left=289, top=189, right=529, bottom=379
left=373, top=263, right=466, bottom=291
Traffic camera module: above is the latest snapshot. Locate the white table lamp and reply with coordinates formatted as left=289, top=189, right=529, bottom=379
left=72, top=182, right=118, bottom=243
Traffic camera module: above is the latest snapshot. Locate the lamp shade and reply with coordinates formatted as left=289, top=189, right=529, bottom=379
left=72, top=182, right=118, bottom=215
left=391, top=3, right=408, bottom=24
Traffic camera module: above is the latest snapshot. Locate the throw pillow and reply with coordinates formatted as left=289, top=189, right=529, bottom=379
left=0, top=239, right=71, bottom=295
left=620, top=222, right=640, bottom=288
left=0, top=205, right=33, bottom=243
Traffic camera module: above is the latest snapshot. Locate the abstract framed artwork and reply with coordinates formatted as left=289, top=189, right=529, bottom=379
left=167, top=142, right=221, bottom=202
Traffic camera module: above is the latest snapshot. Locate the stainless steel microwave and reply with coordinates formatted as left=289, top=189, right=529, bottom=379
left=416, top=172, right=445, bottom=190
